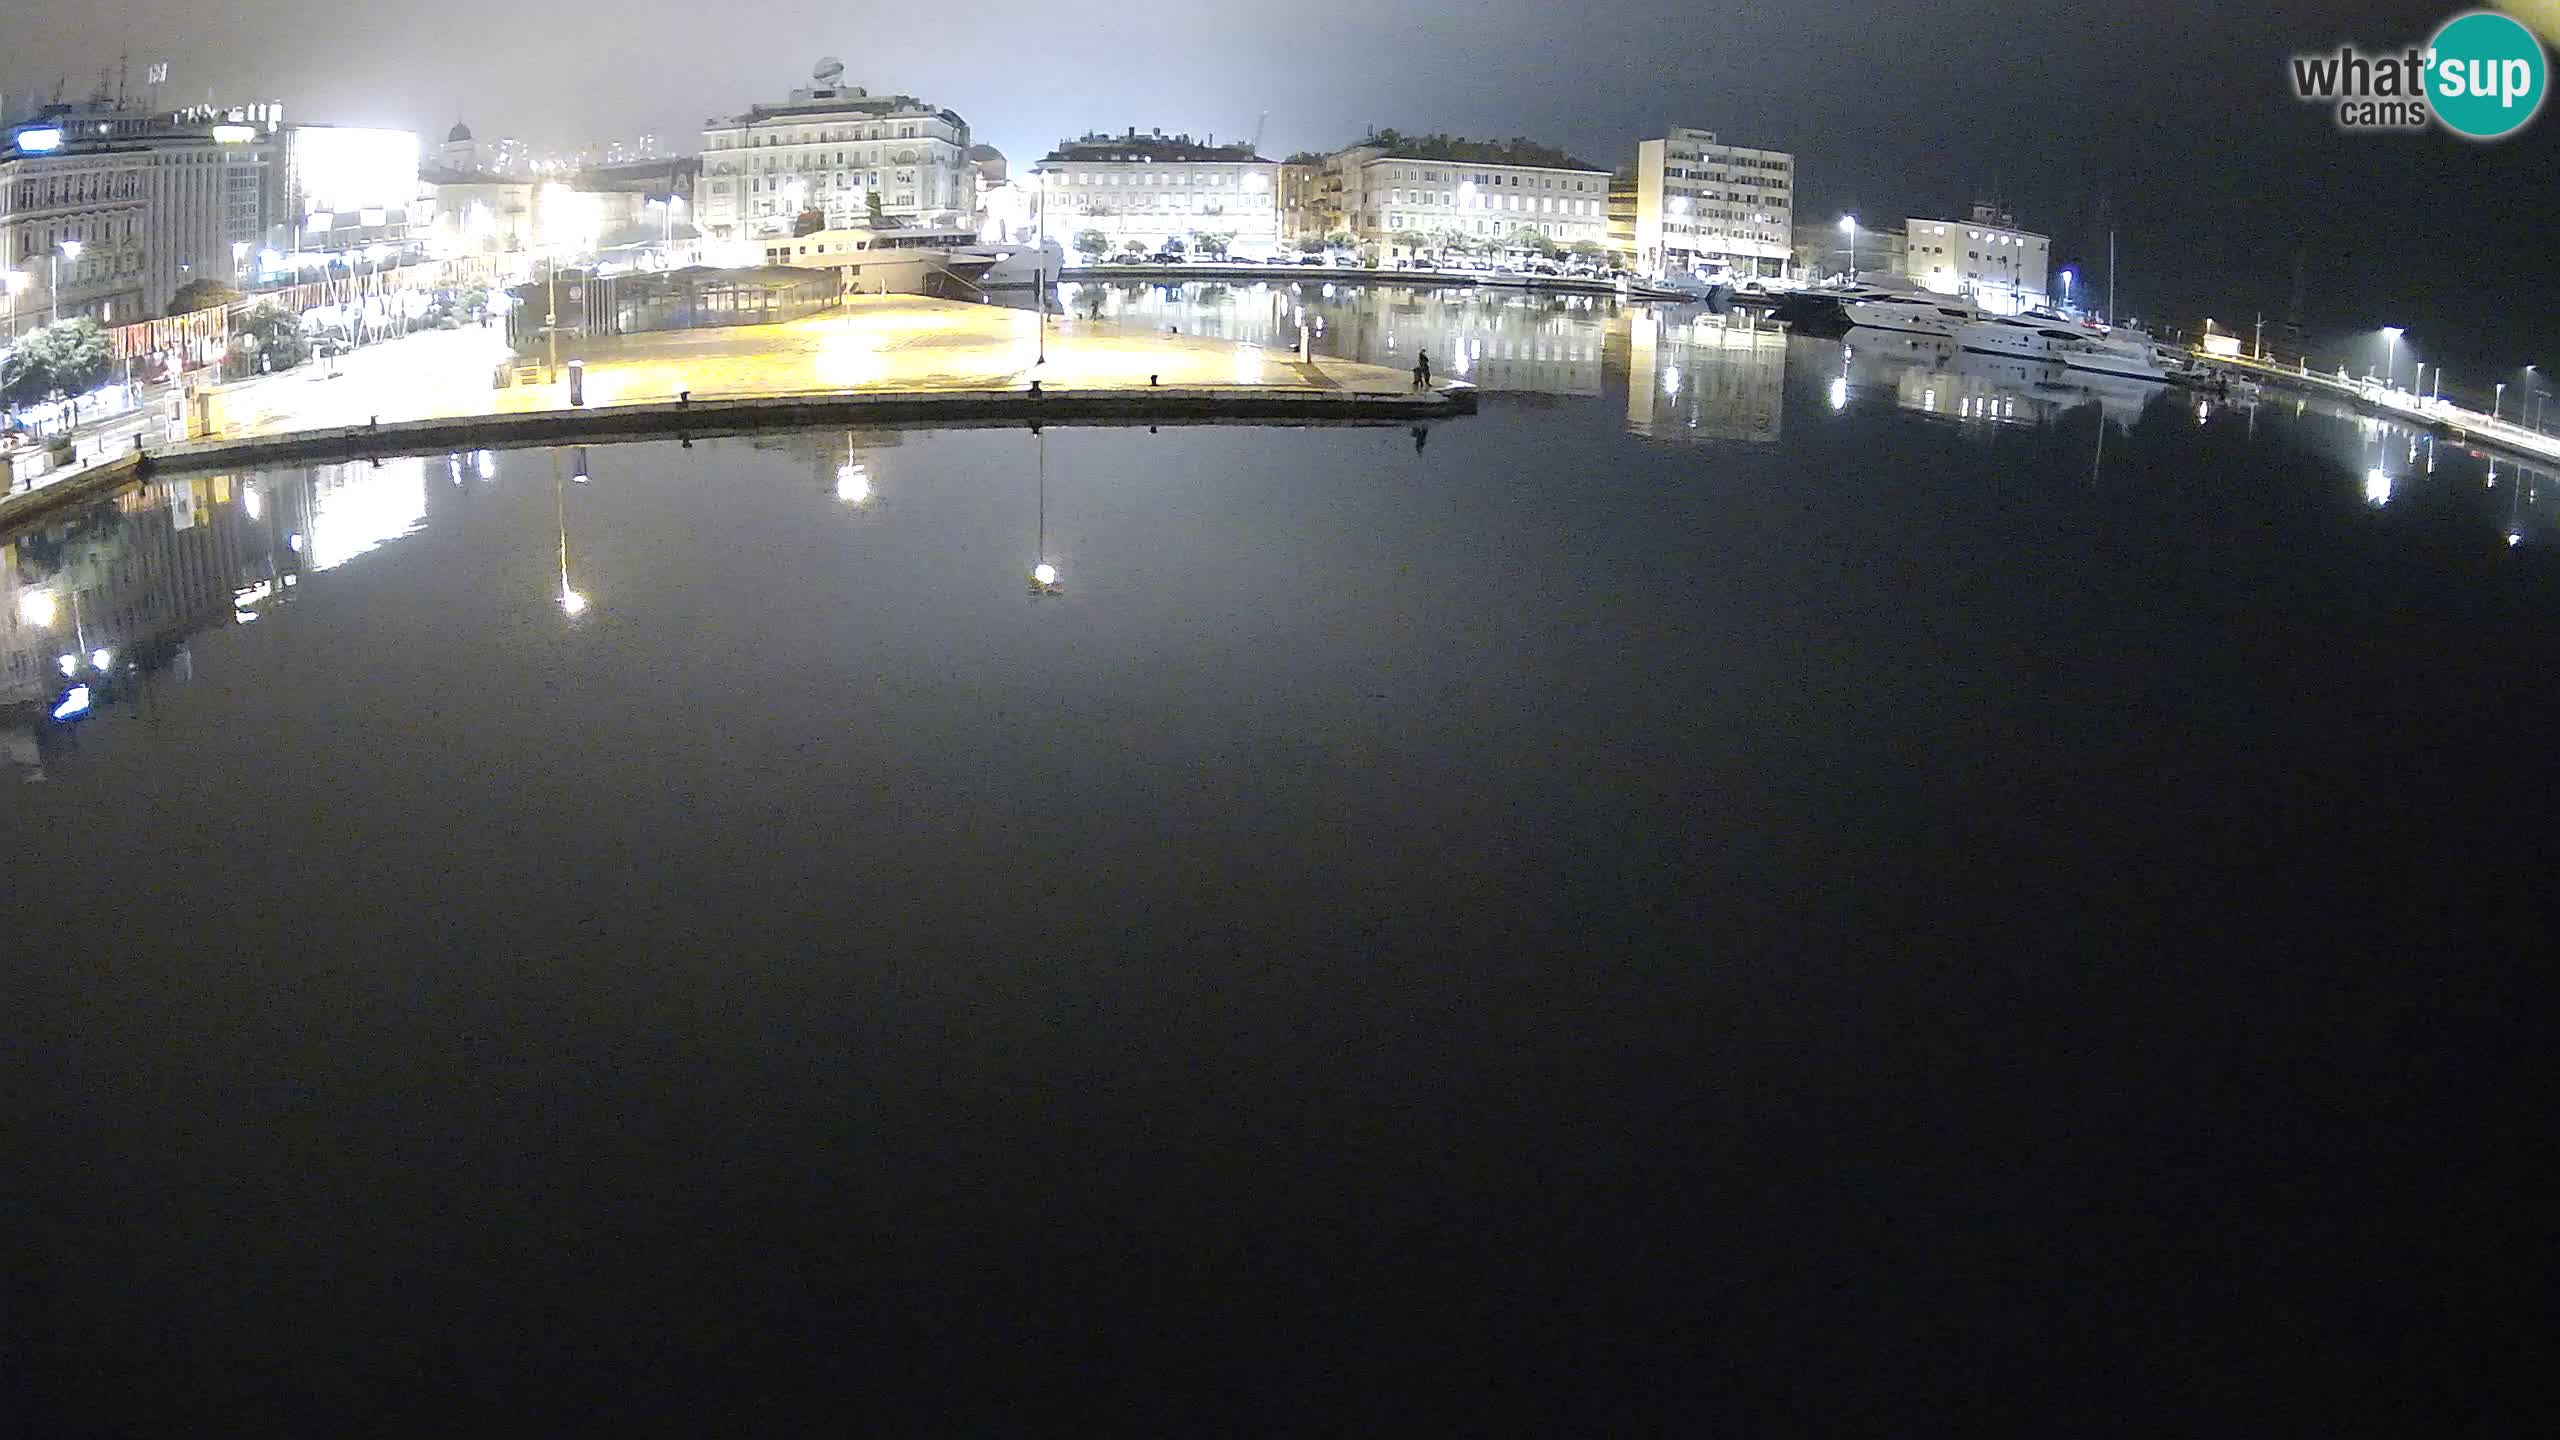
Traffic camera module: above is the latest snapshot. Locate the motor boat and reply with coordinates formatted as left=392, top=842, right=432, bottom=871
left=1646, top=270, right=1735, bottom=306
left=1773, top=274, right=1975, bottom=339
left=1957, top=314, right=2101, bottom=363
left=2060, top=324, right=2186, bottom=383
left=971, top=238, right=1067, bottom=288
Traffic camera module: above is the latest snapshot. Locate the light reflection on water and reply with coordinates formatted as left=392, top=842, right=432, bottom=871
left=1055, top=278, right=2560, bottom=518
left=9, top=284, right=2557, bottom=781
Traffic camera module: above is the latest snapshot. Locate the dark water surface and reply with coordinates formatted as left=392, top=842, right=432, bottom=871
left=7, top=288, right=2557, bottom=1430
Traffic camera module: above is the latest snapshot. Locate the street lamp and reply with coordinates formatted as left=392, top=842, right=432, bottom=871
left=2496, top=382, right=2506, bottom=420
left=1838, top=215, right=1858, bottom=279
left=51, top=239, right=85, bottom=324
left=2060, top=268, right=2074, bottom=312
left=3, top=269, right=27, bottom=338
left=2381, top=326, right=2403, bottom=393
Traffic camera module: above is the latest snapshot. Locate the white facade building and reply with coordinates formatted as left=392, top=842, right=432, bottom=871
left=1330, top=145, right=1611, bottom=257
left=697, top=64, right=972, bottom=240
left=1035, top=131, right=1277, bottom=257
left=1902, top=204, right=2050, bottom=314
left=2, top=121, right=150, bottom=331
left=1633, top=126, right=1794, bottom=279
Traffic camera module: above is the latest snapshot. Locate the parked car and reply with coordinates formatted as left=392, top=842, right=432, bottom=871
left=1300, top=255, right=1328, bottom=266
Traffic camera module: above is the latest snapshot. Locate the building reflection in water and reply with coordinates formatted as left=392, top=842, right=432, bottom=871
left=1, top=454, right=440, bottom=781
left=1625, top=309, right=1786, bottom=444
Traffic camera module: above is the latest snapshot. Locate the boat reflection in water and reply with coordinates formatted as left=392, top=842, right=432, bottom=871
left=1839, top=327, right=2169, bottom=431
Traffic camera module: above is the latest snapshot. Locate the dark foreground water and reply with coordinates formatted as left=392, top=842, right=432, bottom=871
left=7, top=287, right=2559, bottom=1430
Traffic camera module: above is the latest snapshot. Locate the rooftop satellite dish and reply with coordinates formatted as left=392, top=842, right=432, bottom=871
left=813, top=57, right=845, bottom=87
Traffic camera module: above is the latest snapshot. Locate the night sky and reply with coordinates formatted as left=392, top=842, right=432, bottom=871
left=5, top=2, right=2554, bottom=382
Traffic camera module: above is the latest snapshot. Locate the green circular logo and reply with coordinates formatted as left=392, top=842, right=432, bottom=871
left=2429, top=11, right=2548, bottom=139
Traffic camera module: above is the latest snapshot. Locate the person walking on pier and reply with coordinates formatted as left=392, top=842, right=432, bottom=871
left=1413, top=350, right=1433, bottom=391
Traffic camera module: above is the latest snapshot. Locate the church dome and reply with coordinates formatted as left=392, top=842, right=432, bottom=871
left=447, top=121, right=473, bottom=143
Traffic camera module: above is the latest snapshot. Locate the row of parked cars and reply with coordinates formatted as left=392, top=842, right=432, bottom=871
left=1096, top=251, right=1343, bottom=267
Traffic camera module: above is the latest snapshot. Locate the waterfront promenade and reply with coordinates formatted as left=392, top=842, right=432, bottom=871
left=2205, top=350, right=2560, bottom=470
left=0, top=296, right=1459, bottom=528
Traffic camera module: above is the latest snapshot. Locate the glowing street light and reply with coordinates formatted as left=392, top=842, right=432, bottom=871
left=51, top=239, right=85, bottom=324
left=1838, top=215, right=1858, bottom=278
left=2380, top=326, right=2403, bottom=393
left=16, top=587, right=57, bottom=629
left=2061, top=268, right=2074, bottom=309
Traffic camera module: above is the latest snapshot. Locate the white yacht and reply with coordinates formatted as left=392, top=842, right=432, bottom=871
left=2062, top=324, right=2187, bottom=383
left=1837, top=290, right=1979, bottom=339
left=1957, top=314, right=2098, bottom=362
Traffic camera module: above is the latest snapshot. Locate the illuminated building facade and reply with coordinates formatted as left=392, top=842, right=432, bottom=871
left=2, top=117, right=152, bottom=329
left=274, top=124, right=422, bottom=258
left=1633, top=127, right=1794, bottom=279
left=1902, top=204, right=2051, bottom=314
left=1034, top=131, right=1279, bottom=257
left=1328, top=143, right=1611, bottom=258
left=698, top=65, right=973, bottom=238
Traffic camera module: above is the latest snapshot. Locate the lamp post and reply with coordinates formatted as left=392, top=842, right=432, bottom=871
left=3, top=269, right=27, bottom=340
left=2496, top=381, right=2506, bottom=420
left=2381, top=326, right=2402, bottom=393
left=1035, top=167, right=1048, bottom=366
left=1838, top=215, right=1858, bottom=280
left=51, top=240, right=85, bottom=324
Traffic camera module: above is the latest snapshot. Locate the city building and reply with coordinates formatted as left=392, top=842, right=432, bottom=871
left=1792, top=218, right=1903, bottom=282
left=273, top=123, right=422, bottom=259
left=421, top=171, right=537, bottom=255
left=1632, top=127, right=1794, bottom=279
left=1902, top=203, right=2050, bottom=313
left=141, top=103, right=282, bottom=313
left=1034, top=129, right=1278, bottom=257
left=3, top=115, right=152, bottom=330
left=1325, top=136, right=1610, bottom=259
left=1608, top=175, right=1637, bottom=263
left=1277, top=155, right=1335, bottom=245
left=697, top=62, right=973, bottom=239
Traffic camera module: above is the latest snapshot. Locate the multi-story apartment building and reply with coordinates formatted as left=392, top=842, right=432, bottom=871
left=1632, top=127, right=1794, bottom=279
left=697, top=66, right=972, bottom=239
left=1326, top=138, right=1611, bottom=258
left=1903, top=203, right=2050, bottom=313
left=1035, top=130, right=1278, bottom=256
left=1276, top=155, right=1335, bottom=245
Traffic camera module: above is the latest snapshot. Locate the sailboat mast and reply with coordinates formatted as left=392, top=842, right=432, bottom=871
left=2108, top=230, right=2117, bottom=325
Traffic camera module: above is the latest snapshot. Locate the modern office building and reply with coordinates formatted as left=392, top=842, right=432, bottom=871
left=697, top=62, right=973, bottom=239
left=1902, top=203, right=2050, bottom=313
left=1034, top=129, right=1278, bottom=256
left=1632, top=126, right=1794, bottom=279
